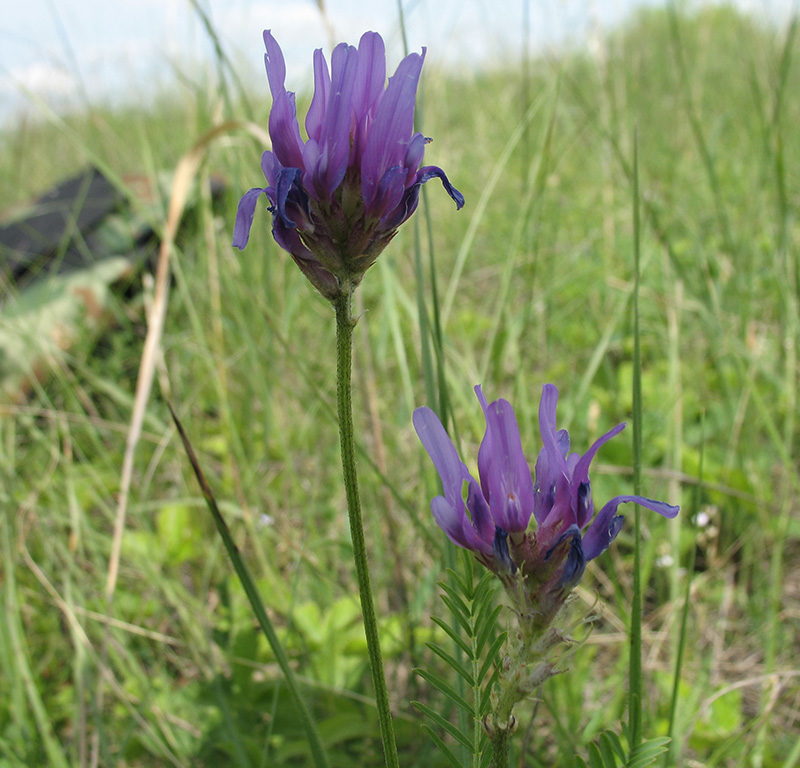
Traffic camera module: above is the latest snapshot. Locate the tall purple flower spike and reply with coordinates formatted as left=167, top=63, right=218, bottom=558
left=414, top=385, right=679, bottom=585
left=233, top=30, right=464, bottom=299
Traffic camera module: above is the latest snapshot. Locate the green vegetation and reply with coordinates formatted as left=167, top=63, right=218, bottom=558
left=1, top=5, right=798, bottom=766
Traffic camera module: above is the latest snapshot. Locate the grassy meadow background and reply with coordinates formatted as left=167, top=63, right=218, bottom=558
left=1, top=2, right=799, bottom=766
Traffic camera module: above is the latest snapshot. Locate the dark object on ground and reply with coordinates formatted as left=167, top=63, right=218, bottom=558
left=0, top=166, right=223, bottom=401
left=0, top=168, right=134, bottom=286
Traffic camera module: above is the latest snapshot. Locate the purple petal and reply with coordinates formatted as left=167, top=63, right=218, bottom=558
left=301, top=139, right=323, bottom=199
left=538, top=384, right=570, bottom=477
left=493, top=528, right=517, bottom=574
left=582, top=495, right=679, bottom=560
left=475, top=386, right=534, bottom=533
left=412, top=166, right=465, bottom=209
left=377, top=186, right=421, bottom=231
left=581, top=500, right=625, bottom=561
left=413, top=406, right=465, bottom=498
left=369, top=165, right=406, bottom=222
left=534, top=384, right=571, bottom=526
left=414, top=407, right=492, bottom=554
left=431, top=496, right=493, bottom=556
left=319, top=43, right=358, bottom=197
left=352, top=32, right=386, bottom=125
left=271, top=216, right=307, bottom=257
left=260, top=150, right=280, bottom=188
left=305, top=48, right=331, bottom=144
left=274, top=167, right=304, bottom=228
left=572, top=423, right=626, bottom=488
left=571, top=422, right=626, bottom=527
left=378, top=164, right=464, bottom=231
left=611, top=494, right=680, bottom=519
left=361, top=50, right=425, bottom=212
left=403, top=134, right=428, bottom=184
left=349, top=33, right=387, bottom=167
left=233, top=187, right=267, bottom=249
left=263, top=30, right=305, bottom=170
left=262, top=30, right=286, bottom=87
left=430, top=497, right=469, bottom=549
left=532, top=446, right=557, bottom=524
left=545, top=525, right=586, bottom=588
left=465, top=476, right=494, bottom=545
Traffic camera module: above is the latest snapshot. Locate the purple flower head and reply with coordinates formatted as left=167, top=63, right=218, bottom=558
left=413, top=386, right=534, bottom=571
left=233, top=30, right=464, bottom=299
left=414, top=385, right=679, bottom=597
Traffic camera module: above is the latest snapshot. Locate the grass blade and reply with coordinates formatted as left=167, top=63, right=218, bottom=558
left=628, top=129, right=643, bottom=747
left=167, top=401, right=330, bottom=768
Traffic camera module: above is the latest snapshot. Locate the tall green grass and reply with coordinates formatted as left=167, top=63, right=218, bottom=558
left=1, top=4, right=798, bottom=766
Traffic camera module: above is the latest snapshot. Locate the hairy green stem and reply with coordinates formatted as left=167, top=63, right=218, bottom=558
left=333, top=288, right=400, bottom=768
left=489, top=622, right=553, bottom=768
left=491, top=727, right=512, bottom=768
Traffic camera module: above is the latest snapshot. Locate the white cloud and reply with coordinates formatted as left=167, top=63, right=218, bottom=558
left=4, top=62, right=79, bottom=96
left=0, top=0, right=794, bottom=123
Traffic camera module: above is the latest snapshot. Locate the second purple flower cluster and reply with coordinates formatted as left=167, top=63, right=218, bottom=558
left=414, top=386, right=678, bottom=621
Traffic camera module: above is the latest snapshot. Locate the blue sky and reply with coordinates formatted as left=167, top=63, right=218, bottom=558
left=0, top=0, right=795, bottom=123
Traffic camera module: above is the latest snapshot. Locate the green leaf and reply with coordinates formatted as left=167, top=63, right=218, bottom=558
left=438, top=594, right=473, bottom=636
left=480, top=670, right=499, bottom=712
left=167, top=404, right=330, bottom=768
left=587, top=741, right=611, bottom=768
left=443, top=567, right=471, bottom=598
left=475, top=603, right=503, bottom=656
left=472, top=577, right=497, bottom=618
left=478, top=632, right=507, bottom=685
left=413, top=701, right=474, bottom=752
left=600, top=731, right=622, bottom=767
left=438, top=584, right=472, bottom=623
left=626, top=736, right=671, bottom=768
left=430, top=616, right=472, bottom=658
left=581, top=730, right=669, bottom=768
left=415, top=668, right=474, bottom=714
left=156, top=502, right=201, bottom=564
left=419, top=724, right=465, bottom=768
left=426, top=642, right=476, bottom=686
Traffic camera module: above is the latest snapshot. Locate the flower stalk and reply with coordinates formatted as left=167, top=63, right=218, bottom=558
left=232, top=28, right=463, bottom=767
left=334, top=287, right=399, bottom=768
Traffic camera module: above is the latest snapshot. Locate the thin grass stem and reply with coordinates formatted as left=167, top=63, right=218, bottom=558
left=628, top=129, right=644, bottom=748
left=666, top=416, right=703, bottom=765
